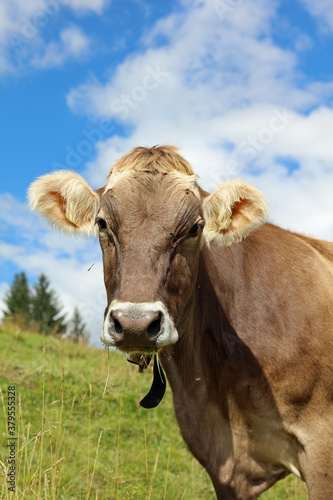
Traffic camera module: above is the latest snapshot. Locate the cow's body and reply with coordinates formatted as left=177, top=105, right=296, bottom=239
left=160, top=223, right=333, bottom=499
left=29, top=146, right=333, bottom=499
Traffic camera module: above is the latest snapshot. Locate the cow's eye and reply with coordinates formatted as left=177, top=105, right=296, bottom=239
left=188, top=222, right=201, bottom=237
left=96, top=217, right=107, bottom=230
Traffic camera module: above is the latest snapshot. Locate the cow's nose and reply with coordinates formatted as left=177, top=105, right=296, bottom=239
left=110, top=309, right=162, bottom=343
left=101, top=301, right=178, bottom=349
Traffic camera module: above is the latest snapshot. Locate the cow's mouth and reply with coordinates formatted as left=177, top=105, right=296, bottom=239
left=116, top=344, right=159, bottom=354
left=126, top=351, right=154, bottom=370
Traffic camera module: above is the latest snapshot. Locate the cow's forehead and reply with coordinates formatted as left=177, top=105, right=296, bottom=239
left=100, top=170, right=201, bottom=230
left=104, top=168, right=199, bottom=196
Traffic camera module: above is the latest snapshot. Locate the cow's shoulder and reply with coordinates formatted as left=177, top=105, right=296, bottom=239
left=200, top=222, right=333, bottom=424
left=291, top=231, right=333, bottom=264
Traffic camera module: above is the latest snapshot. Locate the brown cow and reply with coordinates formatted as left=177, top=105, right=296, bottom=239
left=29, top=146, right=333, bottom=500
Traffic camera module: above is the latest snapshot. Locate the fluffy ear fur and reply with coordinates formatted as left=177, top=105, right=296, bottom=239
left=202, top=179, right=269, bottom=246
left=28, top=171, right=99, bottom=236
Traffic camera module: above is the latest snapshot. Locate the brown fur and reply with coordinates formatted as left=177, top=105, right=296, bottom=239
left=160, top=222, right=333, bottom=499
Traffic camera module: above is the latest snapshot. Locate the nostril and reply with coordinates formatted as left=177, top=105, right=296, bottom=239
left=147, top=313, right=162, bottom=338
left=111, top=314, right=123, bottom=334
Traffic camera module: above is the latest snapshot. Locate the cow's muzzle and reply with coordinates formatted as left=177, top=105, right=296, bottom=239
left=101, top=300, right=178, bottom=351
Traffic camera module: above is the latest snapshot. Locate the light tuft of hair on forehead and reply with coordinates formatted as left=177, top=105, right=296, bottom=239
left=108, top=145, right=195, bottom=177
left=105, top=145, right=199, bottom=195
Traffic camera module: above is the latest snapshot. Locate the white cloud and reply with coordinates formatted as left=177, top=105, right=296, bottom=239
left=68, top=0, right=312, bottom=123
left=67, top=0, right=318, bottom=136
left=300, top=0, right=333, bottom=31
left=0, top=239, right=106, bottom=344
left=0, top=0, right=108, bottom=73
left=61, top=25, right=89, bottom=55
left=241, top=162, right=333, bottom=241
left=31, top=25, right=90, bottom=68
left=66, top=0, right=333, bottom=245
left=0, top=193, right=34, bottom=227
left=0, top=282, right=9, bottom=320
left=65, top=0, right=109, bottom=14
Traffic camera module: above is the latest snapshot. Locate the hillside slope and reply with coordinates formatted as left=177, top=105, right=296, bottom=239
left=0, top=326, right=307, bottom=499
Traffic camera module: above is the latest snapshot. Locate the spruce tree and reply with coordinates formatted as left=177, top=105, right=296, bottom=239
left=68, top=307, right=89, bottom=344
left=30, top=274, right=67, bottom=335
left=3, top=272, right=31, bottom=325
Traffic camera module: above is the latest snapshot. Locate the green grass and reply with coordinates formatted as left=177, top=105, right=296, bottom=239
left=0, top=325, right=308, bottom=499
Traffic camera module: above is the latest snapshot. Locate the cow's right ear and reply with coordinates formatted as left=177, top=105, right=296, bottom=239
left=28, top=171, right=100, bottom=236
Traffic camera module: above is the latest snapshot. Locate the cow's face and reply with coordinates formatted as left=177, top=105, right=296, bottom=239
left=28, top=146, right=269, bottom=353
left=98, top=170, right=202, bottom=351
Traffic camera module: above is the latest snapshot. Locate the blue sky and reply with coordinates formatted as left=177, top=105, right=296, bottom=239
left=1, top=0, right=333, bottom=344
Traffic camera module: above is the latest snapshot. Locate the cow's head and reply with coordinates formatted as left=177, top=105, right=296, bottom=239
left=28, top=146, right=269, bottom=353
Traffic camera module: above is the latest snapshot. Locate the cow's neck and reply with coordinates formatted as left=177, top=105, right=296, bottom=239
left=159, top=242, right=293, bottom=495
left=160, top=243, right=232, bottom=396
left=159, top=244, right=234, bottom=471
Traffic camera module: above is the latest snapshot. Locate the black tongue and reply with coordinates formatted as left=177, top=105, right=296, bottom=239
left=140, top=355, right=166, bottom=409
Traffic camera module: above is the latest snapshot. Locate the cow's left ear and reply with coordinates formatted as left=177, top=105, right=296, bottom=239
left=28, top=170, right=100, bottom=236
left=202, top=179, right=269, bottom=246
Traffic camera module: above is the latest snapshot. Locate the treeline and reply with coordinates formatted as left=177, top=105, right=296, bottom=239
left=2, top=272, right=89, bottom=344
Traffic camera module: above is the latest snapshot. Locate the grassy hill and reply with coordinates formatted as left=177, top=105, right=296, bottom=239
left=0, top=325, right=307, bottom=499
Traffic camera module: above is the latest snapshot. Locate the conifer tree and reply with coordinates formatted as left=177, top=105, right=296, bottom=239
left=30, top=274, right=67, bottom=335
left=3, top=272, right=31, bottom=325
left=68, top=307, right=89, bottom=343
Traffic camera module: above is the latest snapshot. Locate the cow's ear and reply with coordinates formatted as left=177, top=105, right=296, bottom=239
left=28, top=171, right=100, bottom=236
left=202, top=179, right=269, bottom=246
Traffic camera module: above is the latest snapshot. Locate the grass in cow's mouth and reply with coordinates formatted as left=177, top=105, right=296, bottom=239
left=154, top=351, right=165, bottom=383
left=0, top=324, right=307, bottom=499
